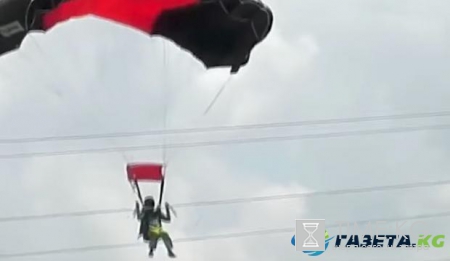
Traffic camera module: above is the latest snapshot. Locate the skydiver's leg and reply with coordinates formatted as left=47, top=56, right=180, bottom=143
left=148, top=232, right=159, bottom=257
left=148, top=240, right=155, bottom=257
left=160, top=231, right=176, bottom=257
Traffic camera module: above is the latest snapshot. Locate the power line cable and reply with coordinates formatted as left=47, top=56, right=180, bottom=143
left=1, top=179, right=449, bottom=223
left=1, top=111, right=450, bottom=144
left=1, top=211, right=449, bottom=259
left=1, top=123, right=450, bottom=160
left=0, top=228, right=292, bottom=259
left=327, top=211, right=450, bottom=229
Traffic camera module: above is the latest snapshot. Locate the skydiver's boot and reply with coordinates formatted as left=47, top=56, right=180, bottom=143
left=148, top=243, right=155, bottom=258
left=168, top=250, right=176, bottom=258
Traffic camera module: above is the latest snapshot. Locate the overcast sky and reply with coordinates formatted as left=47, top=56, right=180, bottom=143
left=1, top=0, right=450, bottom=260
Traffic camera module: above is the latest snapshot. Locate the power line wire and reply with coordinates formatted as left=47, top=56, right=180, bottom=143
left=1, top=179, right=449, bottom=223
left=1, top=123, right=450, bottom=160
left=1, top=111, right=450, bottom=144
left=327, top=211, right=450, bottom=229
left=1, top=211, right=449, bottom=259
left=0, top=228, right=292, bottom=259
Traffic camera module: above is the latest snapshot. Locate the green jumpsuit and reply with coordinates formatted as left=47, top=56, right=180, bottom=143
left=138, top=203, right=175, bottom=257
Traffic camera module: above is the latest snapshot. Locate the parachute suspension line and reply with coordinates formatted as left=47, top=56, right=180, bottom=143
left=114, top=140, right=130, bottom=163
left=159, top=40, right=169, bottom=207
left=162, top=41, right=168, bottom=166
left=24, top=33, right=131, bottom=163
left=24, top=0, right=34, bottom=31
left=133, top=180, right=144, bottom=205
left=203, top=75, right=234, bottom=115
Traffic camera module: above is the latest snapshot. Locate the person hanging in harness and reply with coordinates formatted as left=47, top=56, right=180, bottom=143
left=136, top=196, right=176, bottom=258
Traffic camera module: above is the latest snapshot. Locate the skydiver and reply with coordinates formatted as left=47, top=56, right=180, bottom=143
left=136, top=196, right=176, bottom=258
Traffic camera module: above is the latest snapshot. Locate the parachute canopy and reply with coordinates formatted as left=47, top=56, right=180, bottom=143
left=0, top=0, right=273, bottom=73
left=127, top=163, right=164, bottom=182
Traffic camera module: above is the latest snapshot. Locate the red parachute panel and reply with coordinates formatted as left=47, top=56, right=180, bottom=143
left=127, top=163, right=164, bottom=182
left=42, top=0, right=198, bottom=32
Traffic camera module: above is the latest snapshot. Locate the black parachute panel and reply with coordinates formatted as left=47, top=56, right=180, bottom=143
left=0, top=0, right=30, bottom=55
left=152, top=0, right=273, bottom=73
left=0, top=0, right=63, bottom=56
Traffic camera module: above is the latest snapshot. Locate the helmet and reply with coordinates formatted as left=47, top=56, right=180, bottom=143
left=143, top=196, right=155, bottom=207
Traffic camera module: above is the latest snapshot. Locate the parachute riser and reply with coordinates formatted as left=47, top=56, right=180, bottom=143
left=157, top=164, right=167, bottom=207
left=158, top=177, right=165, bottom=207
left=129, top=167, right=166, bottom=207
left=131, top=180, right=144, bottom=205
